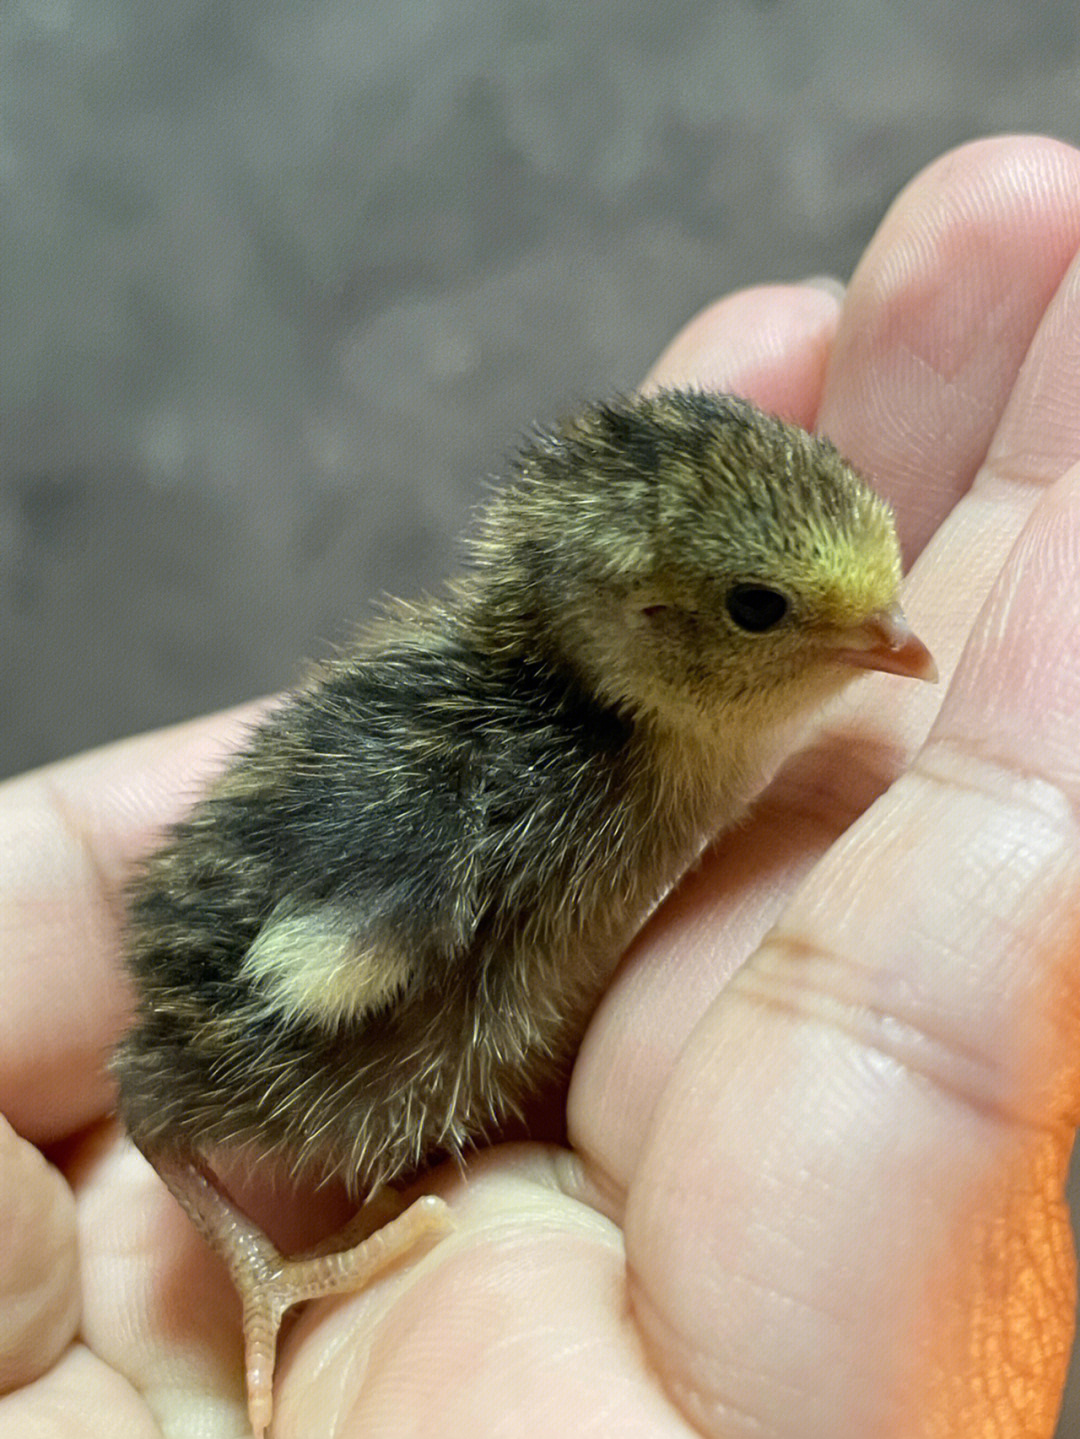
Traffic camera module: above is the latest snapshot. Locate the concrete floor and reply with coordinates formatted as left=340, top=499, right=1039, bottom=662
left=4, top=1, right=1080, bottom=1429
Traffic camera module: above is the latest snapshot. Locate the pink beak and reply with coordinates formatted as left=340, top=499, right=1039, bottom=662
left=831, top=602, right=938, bottom=683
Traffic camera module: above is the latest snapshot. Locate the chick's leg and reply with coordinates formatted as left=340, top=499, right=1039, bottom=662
left=148, top=1153, right=452, bottom=1438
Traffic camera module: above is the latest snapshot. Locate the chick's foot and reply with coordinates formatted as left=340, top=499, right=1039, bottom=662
left=146, top=1153, right=453, bottom=1437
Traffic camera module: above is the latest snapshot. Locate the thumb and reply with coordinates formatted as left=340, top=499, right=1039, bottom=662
left=626, top=462, right=1080, bottom=1438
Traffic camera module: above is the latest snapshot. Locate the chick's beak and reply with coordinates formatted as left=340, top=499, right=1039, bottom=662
left=831, top=602, right=938, bottom=683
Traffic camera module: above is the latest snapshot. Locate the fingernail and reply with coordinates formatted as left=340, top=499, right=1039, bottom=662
left=800, top=275, right=846, bottom=302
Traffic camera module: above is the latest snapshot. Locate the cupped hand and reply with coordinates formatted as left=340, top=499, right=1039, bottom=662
left=2, top=134, right=1079, bottom=1438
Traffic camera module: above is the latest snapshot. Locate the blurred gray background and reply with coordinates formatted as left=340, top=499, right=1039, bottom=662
left=3, top=2, right=1080, bottom=1428
left=5, top=0, right=1080, bottom=777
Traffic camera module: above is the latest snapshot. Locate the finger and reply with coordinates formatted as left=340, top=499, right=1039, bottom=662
left=626, top=462, right=1080, bottom=1439
left=643, top=281, right=842, bottom=429
left=0, top=704, right=266, bottom=1144
left=0, top=1119, right=79, bottom=1393
left=275, top=1153, right=693, bottom=1439
left=570, top=134, right=1080, bottom=1198
left=0, top=1345, right=161, bottom=1438
left=821, top=133, right=1080, bottom=561
left=819, top=138, right=1080, bottom=759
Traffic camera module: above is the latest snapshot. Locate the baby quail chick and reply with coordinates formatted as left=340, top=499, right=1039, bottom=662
left=113, top=390, right=934, bottom=1435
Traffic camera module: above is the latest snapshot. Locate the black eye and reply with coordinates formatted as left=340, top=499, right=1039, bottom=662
left=725, top=584, right=789, bottom=633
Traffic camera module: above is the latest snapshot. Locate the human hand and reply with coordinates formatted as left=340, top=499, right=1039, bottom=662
left=2, top=134, right=1079, bottom=1438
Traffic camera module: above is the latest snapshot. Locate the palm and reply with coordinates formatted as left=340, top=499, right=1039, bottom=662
left=2, top=135, right=1079, bottom=1439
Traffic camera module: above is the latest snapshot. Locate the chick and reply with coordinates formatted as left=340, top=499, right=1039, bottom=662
left=113, top=390, right=935, bottom=1435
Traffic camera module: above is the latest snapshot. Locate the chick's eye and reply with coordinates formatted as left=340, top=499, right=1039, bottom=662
left=725, top=584, right=789, bottom=633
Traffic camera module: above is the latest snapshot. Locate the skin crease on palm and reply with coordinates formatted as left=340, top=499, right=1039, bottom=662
left=1, top=135, right=1079, bottom=1439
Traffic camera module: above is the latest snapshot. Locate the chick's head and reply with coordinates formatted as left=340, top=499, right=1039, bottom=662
left=473, top=390, right=934, bottom=729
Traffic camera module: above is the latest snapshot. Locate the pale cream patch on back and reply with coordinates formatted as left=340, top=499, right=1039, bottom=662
left=241, top=907, right=412, bottom=1030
